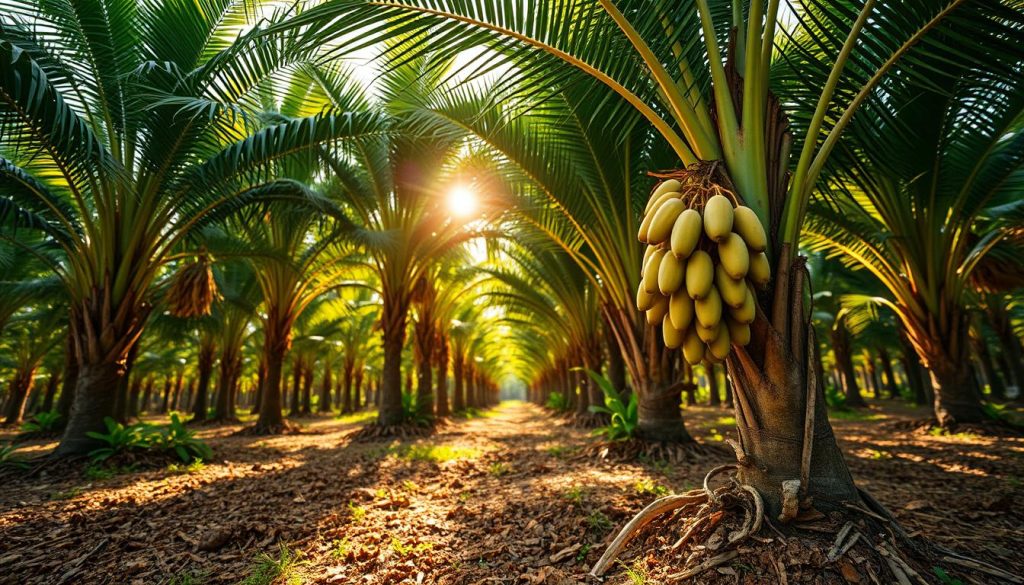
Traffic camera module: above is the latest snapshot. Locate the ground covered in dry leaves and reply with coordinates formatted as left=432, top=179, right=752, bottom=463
left=1, top=401, right=1022, bottom=584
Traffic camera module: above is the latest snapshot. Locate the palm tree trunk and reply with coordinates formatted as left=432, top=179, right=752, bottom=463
left=54, top=362, right=122, bottom=455
left=831, top=327, right=866, bottom=407
left=877, top=348, right=897, bottom=399
left=436, top=336, right=450, bottom=418
left=318, top=364, right=333, bottom=414
left=301, top=365, right=313, bottom=415
left=453, top=353, right=465, bottom=412
left=3, top=369, right=36, bottom=425
left=55, top=335, right=78, bottom=430
left=707, top=365, right=721, bottom=406
left=140, top=376, right=154, bottom=415
left=728, top=307, right=858, bottom=516
left=342, top=358, right=354, bottom=414
left=971, top=336, right=1005, bottom=401
left=159, top=377, right=173, bottom=414
left=127, top=377, right=141, bottom=418
left=193, top=343, right=216, bottom=421
left=637, top=382, right=691, bottom=442
left=255, top=317, right=290, bottom=433
left=378, top=302, right=407, bottom=425
left=289, top=356, right=302, bottom=416
left=930, top=361, right=987, bottom=426
left=213, top=352, right=239, bottom=421
left=355, top=369, right=365, bottom=410
left=41, top=373, right=60, bottom=413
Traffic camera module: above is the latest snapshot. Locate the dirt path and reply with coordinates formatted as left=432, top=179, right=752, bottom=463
left=1, top=402, right=1022, bottom=584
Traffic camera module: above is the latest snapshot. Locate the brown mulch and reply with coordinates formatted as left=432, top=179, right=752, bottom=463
left=0, top=402, right=1021, bottom=584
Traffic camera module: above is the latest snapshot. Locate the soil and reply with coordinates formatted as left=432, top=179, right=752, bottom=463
left=0, top=401, right=1021, bottom=584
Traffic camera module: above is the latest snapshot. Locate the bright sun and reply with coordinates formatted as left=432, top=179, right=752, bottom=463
left=447, top=185, right=478, bottom=218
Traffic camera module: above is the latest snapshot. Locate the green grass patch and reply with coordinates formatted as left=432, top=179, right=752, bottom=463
left=828, top=409, right=884, bottom=422
left=633, top=479, right=670, bottom=497
left=390, top=536, right=433, bottom=557
left=336, top=410, right=378, bottom=425
left=167, top=459, right=206, bottom=474
left=562, top=486, right=587, bottom=505
left=240, top=544, right=303, bottom=585
left=487, top=462, right=511, bottom=477
left=389, top=443, right=481, bottom=463
left=544, top=445, right=569, bottom=458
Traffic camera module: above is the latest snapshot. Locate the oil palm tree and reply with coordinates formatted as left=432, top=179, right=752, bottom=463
left=303, top=57, right=497, bottom=426
left=272, top=0, right=1024, bottom=536
left=0, top=0, right=391, bottom=454
left=804, top=61, right=1024, bottom=426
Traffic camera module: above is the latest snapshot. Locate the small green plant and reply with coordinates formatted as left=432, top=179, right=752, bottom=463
left=389, top=444, right=481, bottom=463
left=347, top=501, right=366, bottom=522
left=85, top=418, right=156, bottom=462
left=633, top=479, right=670, bottom=497
left=865, top=449, right=891, bottom=460
left=402, top=479, right=420, bottom=492
left=620, top=559, right=649, bottom=585
left=824, top=384, right=849, bottom=411
left=576, top=543, right=592, bottom=562
left=458, top=491, right=473, bottom=502
left=330, top=538, right=350, bottom=559
left=400, top=390, right=432, bottom=425
left=487, top=462, right=511, bottom=477
left=85, top=463, right=123, bottom=480
left=545, top=391, right=571, bottom=412
left=155, top=414, right=214, bottom=462
left=0, top=444, right=29, bottom=470
left=544, top=445, right=568, bottom=458
left=240, top=544, right=302, bottom=585
left=580, top=369, right=637, bottom=441
left=167, top=459, right=206, bottom=474
left=586, top=510, right=612, bottom=533
left=20, top=411, right=62, bottom=434
left=51, top=487, right=83, bottom=500
left=390, top=536, right=432, bottom=557
left=86, top=415, right=211, bottom=463
left=562, top=486, right=587, bottom=505
left=932, top=567, right=964, bottom=585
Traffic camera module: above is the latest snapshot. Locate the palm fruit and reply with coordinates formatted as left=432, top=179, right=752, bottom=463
left=636, top=281, right=655, bottom=312
left=669, top=291, right=694, bottom=331
left=718, top=232, right=750, bottom=279
left=749, top=252, right=771, bottom=286
left=647, top=198, right=686, bottom=245
left=703, top=194, right=734, bottom=242
left=694, top=286, right=722, bottom=329
left=683, top=327, right=705, bottom=365
left=733, top=206, right=767, bottom=252
left=658, top=252, right=685, bottom=295
left=709, top=324, right=731, bottom=360
left=637, top=209, right=655, bottom=243
left=731, top=284, right=756, bottom=324
left=662, top=314, right=685, bottom=349
left=646, top=295, right=669, bottom=325
left=645, top=179, right=682, bottom=213
left=685, top=250, right=714, bottom=300
left=696, top=321, right=720, bottom=343
left=642, top=244, right=657, bottom=270
left=643, top=248, right=666, bottom=293
left=669, top=209, right=702, bottom=259
left=726, top=316, right=751, bottom=346
left=704, top=352, right=723, bottom=365
left=716, top=264, right=746, bottom=308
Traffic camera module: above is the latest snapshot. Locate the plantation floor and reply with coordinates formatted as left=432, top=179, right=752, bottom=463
left=1, top=401, right=1022, bottom=584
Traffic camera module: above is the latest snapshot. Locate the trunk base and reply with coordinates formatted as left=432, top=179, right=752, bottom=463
left=591, top=469, right=1013, bottom=584
left=579, top=437, right=724, bottom=465
left=349, top=421, right=437, bottom=442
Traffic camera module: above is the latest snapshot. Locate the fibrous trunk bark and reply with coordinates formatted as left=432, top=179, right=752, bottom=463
left=318, top=364, right=332, bottom=414
left=378, top=301, right=407, bottom=425
left=452, top=353, right=465, bottom=412
left=254, top=314, right=290, bottom=433
left=831, top=326, right=866, bottom=408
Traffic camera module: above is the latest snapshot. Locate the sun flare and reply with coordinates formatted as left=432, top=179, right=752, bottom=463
left=447, top=185, right=478, bottom=218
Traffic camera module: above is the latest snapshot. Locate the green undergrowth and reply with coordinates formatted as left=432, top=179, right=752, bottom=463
left=388, top=443, right=481, bottom=463
left=335, top=410, right=377, bottom=425
left=240, top=544, right=304, bottom=585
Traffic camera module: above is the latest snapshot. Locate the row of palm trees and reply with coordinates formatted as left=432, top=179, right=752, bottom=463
left=2, top=0, right=1023, bottom=523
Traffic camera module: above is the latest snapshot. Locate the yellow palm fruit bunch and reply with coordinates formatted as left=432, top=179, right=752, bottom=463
left=167, top=254, right=220, bottom=318
left=636, top=177, right=771, bottom=365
